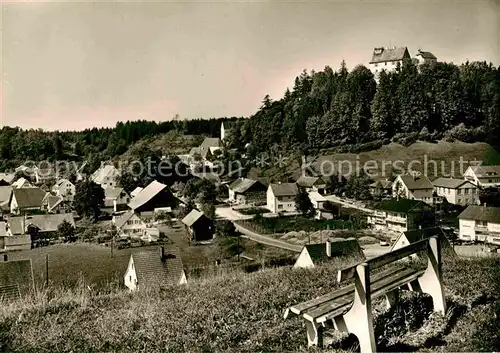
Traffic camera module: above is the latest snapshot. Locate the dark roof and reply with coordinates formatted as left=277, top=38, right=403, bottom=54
left=370, top=179, right=393, bottom=189
left=296, top=176, right=325, bottom=188
left=394, top=227, right=454, bottom=254
left=269, top=183, right=299, bottom=197
left=305, top=238, right=364, bottom=263
left=228, top=178, right=264, bottom=194
left=12, top=187, right=46, bottom=209
left=374, top=198, right=425, bottom=213
left=132, top=246, right=184, bottom=287
left=181, top=209, right=206, bottom=227
left=0, top=259, right=35, bottom=300
left=105, top=187, right=127, bottom=200
left=416, top=50, right=437, bottom=59
left=432, top=177, right=469, bottom=189
left=398, top=175, right=433, bottom=190
left=200, top=137, right=222, bottom=150
left=458, top=205, right=500, bottom=223
left=128, top=180, right=167, bottom=210
left=370, top=46, right=410, bottom=63
left=469, top=165, right=500, bottom=178
left=8, top=213, right=75, bottom=234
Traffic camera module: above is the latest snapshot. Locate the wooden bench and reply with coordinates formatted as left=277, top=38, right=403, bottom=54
left=284, top=236, right=446, bottom=353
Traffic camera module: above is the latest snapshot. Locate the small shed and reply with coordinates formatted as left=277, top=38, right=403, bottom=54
left=181, top=209, right=215, bottom=242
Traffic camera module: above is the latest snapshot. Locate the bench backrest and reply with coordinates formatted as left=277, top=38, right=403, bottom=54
left=337, top=236, right=438, bottom=283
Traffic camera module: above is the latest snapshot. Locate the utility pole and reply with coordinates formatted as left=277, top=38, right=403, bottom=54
left=237, top=235, right=240, bottom=262
left=45, top=254, right=49, bottom=287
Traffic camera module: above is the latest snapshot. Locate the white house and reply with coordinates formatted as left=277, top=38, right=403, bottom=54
left=294, top=238, right=364, bottom=269
left=392, top=174, right=436, bottom=205
left=266, top=183, right=299, bottom=214
left=432, top=177, right=479, bottom=206
left=91, top=164, right=120, bottom=189
left=415, top=49, right=437, bottom=66
left=463, top=165, right=500, bottom=188
left=390, top=227, right=454, bottom=257
left=52, top=178, right=76, bottom=201
left=10, top=187, right=46, bottom=215
left=113, top=211, right=148, bottom=238
left=124, top=246, right=187, bottom=291
left=104, top=187, right=130, bottom=212
left=227, top=178, right=267, bottom=205
left=369, top=46, right=411, bottom=81
left=308, top=191, right=327, bottom=210
left=458, top=205, right=500, bottom=244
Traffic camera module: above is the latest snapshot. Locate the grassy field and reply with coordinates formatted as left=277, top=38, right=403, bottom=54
left=311, top=141, right=500, bottom=178
left=0, top=256, right=498, bottom=352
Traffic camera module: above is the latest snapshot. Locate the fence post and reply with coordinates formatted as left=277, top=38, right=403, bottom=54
left=45, top=254, right=49, bottom=287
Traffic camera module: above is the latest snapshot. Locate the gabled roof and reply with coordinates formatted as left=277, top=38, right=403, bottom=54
left=54, top=178, right=73, bottom=188
left=397, top=175, right=433, bottom=190
left=200, top=137, right=222, bottom=150
left=12, top=177, right=33, bottom=189
left=8, top=213, right=75, bottom=235
left=469, top=165, right=500, bottom=178
left=0, top=259, right=34, bottom=300
left=229, top=178, right=260, bottom=194
left=370, top=179, right=393, bottom=189
left=91, top=165, right=119, bottom=184
left=131, top=187, right=143, bottom=198
left=432, top=177, right=470, bottom=189
left=374, top=198, right=425, bottom=213
left=114, top=210, right=141, bottom=229
left=131, top=246, right=185, bottom=287
left=42, top=194, right=64, bottom=212
left=416, top=50, right=437, bottom=60
left=392, top=227, right=454, bottom=254
left=128, top=180, right=167, bottom=210
left=12, top=187, right=46, bottom=209
left=105, top=187, right=127, bottom=200
left=458, top=205, right=500, bottom=223
left=296, top=176, right=325, bottom=188
left=0, top=186, right=13, bottom=210
left=304, top=238, right=364, bottom=263
left=370, top=46, right=410, bottom=64
left=269, top=183, right=299, bottom=197
left=181, top=209, right=206, bottom=227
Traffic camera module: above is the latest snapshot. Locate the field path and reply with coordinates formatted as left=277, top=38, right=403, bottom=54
left=234, top=222, right=302, bottom=253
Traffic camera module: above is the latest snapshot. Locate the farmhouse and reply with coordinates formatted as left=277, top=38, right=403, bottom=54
left=391, top=227, right=454, bottom=257
left=190, top=137, right=223, bottom=163
left=228, top=178, right=267, bottom=205
left=104, top=187, right=130, bottom=212
left=458, top=205, right=500, bottom=244
left=41, top=194, right=66, bottom=214
left=113, top=210, right=148, bottom=238
left=296, top=176, right=327, bottom=194
left=369, top=179, right=393, bottom=197
left=181, top=209, right=214, bottom=242
left=10, top=187, right=46, bottom=215
left=369, top=46, right=410, bottom=81
left=415, top=49, right=437, bottom=65
left=91, top=164, right=120, bottom=189
left=52, top=178, right=76, bottom=201
left=368, top=198, right=434, bottom=233
left=294, top=238, right=364, bottom=269
left=124, top=246, right=187, bottom=291
left=267, top=183, right=299, bottom=214
left=0, top=256, right=35, bottom=301
left=0, top=221, right=32, bottom=251
left=432, top=177, right=479, bottom=205
left=392, top=174, right=436, bottom=205
left=128, top=180, right=176, bottom=215
left=463, top=165, right=500, bottom=188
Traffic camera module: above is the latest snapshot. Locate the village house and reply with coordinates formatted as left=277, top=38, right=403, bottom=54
left=463, top=165, right=500, bottom=188
left=369, top=179, right=393, bottom=197
left=228, top=177, right=267, bottom=205
left=127, top=180, right=177, bottom=216
left=10, top=187, right=46, bottom=215
left=458, top=205, right=500, bottom=244
left=392, top=173, right=436, bottom=205
left=0, top=186, right=13, bottom=213
left=189, top=137, right=223, bottom=166
left=390, top=227, right=455, bottom=257
left=11, top=177, right=33, bottom=189
left=296, top=176, right=327, bottom=194
left=52, top=178, right=76, bottom=201
left=0, top=220, right=32, bottom=252
left=308, top=191, right=327, bottom=210
left=91, top=164, right=120, bottom=189
left=415, top=49, right=438, bottom=66
left=369, top=46, right=411, bottom=81
left=104, top=187, right=130, bottom=213
left=294, top=238, right=364, bottom=269
left=41, top=194, right=66, bottom=214
left=368, top=198, right=434, bottom=233
left=7, top=214, right=75, bottom=244
left=124, top=246, right=187, bottom=291
left=432, top=177, right=479, bottom=206
left=0, top=255, right=35, bottom=301
left=266, top=183, right=299, bottom=214
left=113, top=210, right=148, bottom=238
left=181, top=209, right=215, bottom=242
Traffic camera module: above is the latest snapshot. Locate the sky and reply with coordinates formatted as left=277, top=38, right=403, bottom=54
left=1, top=0, right=499, bottom=131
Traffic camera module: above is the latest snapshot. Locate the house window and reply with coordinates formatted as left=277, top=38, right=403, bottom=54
left=374, top=63, right=378, bottom=67
left=385, top=62, right=387, bottom=66
left=129, top=276, right=131, bottom=282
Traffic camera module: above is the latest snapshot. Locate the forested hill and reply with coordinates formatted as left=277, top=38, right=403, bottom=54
left=239, top=60, right=500, bottom=155
left=0, top=117, right=243, bottom=171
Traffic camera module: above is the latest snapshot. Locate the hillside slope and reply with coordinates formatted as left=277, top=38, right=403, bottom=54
left=1, top=257, right=499, bottom=353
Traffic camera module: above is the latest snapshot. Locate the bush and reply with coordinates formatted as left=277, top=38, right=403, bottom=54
left=392, top=132, right=419, bottom=147
left=444, top=123, right=487, bottom=143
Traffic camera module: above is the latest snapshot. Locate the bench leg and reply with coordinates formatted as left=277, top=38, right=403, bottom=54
left=341, top=264, right=377, bottom=353
left=305, top=320, right=323, bottom=347
left=385, top=289, right=399, bottom=310
left=417, top=237, right=446, bottom=314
